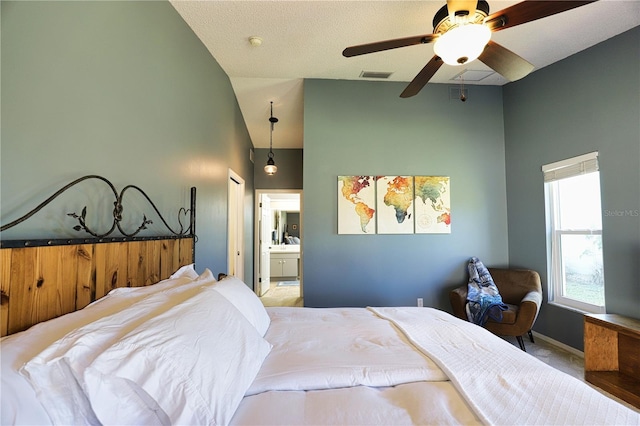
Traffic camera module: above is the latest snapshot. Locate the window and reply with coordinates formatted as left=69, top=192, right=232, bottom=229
left=543, top=152, right=605, bottom=313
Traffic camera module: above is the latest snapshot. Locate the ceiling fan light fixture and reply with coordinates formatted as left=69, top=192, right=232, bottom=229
left=433, top=24, right=491, bottom=66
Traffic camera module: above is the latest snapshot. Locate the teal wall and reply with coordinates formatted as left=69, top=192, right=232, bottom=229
left=254, top=148, right=303, bottom=190
left=1, top=1, right=255, bottom=279
left=503, top=27, right=640, bottom=350
left=302, top=80, right=508, bottom=309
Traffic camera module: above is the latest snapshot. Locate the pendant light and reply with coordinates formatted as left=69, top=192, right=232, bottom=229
left=264, top=101, right=278, bottom=175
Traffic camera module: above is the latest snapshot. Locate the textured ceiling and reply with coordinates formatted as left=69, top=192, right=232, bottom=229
left=169, top=0, right=640, bottom=149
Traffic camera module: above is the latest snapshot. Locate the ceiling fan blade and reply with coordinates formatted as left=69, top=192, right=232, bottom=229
left=342, top=34, right=438, bottom=57
left=485, top=0, right=598, bottom=32
left=478, top=40, right=534, bottom=81
left=400, top=56, right=444, bottom=98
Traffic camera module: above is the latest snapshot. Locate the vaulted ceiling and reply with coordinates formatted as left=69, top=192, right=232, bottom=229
left=169, top=1, right=640, bottom=149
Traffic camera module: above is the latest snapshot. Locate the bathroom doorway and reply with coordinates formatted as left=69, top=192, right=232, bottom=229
left=254, top=190, right=302, bottom=307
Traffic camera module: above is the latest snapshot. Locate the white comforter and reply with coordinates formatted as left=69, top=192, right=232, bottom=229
left=232, top=307, right=640, bottom=426
left=372, top=307, right=640, bottom=425
left=235, top=381, right=482, bottom=425
left=247, top=307, right=447, bottom=395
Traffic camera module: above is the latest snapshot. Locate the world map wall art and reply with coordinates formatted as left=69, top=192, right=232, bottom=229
left=337, top=176, right=451, bottom=235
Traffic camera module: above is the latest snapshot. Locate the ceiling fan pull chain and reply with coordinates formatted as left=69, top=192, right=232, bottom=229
left=460, top=76, right=467, bottom=102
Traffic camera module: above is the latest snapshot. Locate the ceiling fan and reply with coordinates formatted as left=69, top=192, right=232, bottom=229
left=342, top=0, right=597, bottom=98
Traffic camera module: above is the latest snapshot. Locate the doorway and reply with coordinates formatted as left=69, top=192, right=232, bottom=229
left=254, top=189, right=302, bottom=307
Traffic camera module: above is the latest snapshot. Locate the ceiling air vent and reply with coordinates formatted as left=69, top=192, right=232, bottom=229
left=360, top=71, right=393, bottom=79
left=451, top=69, right=494, bottom=82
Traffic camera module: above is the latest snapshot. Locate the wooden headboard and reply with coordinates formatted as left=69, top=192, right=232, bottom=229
left=0, top=176, right=196, bottom=336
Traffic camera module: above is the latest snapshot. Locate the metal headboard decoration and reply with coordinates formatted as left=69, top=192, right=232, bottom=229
left=1, top=175, right=196, bottom=248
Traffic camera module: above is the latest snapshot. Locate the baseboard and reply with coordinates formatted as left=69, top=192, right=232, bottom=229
left=532, top=331, right=584, bottom=358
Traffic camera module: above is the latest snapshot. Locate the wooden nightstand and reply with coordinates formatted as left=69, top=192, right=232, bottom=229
left=584, top=314, right=640, bottom=409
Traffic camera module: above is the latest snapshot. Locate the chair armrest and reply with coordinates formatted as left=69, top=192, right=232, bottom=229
left=449, top=286, right=468, bottom=320
left=512, top=290, right=543, bottom=333
left=522, top=289, right=542, bottom=308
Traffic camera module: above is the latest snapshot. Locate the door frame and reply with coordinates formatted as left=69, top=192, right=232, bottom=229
left=228, top=169, right=245, bottom=280
left=254, top=189, right=303, bottom=297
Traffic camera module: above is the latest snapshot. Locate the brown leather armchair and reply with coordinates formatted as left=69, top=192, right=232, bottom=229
left=449, top=268, right=543, bottom=351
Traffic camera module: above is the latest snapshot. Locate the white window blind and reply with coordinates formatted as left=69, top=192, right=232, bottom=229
left=542, top=152, right=599, bottom=183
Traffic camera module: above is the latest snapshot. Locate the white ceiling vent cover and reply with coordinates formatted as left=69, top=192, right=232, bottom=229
left=451, top=69, right=494, bottom=82
left=360, top=71, right=393, bottom=79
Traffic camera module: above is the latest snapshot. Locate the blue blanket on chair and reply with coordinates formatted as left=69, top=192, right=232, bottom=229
left=465, top=257, right=508, bottom=326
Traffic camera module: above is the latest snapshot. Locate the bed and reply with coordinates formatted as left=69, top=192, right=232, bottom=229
left=2, top=178, right=639, bottom=425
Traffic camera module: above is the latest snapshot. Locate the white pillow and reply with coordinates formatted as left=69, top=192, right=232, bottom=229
left=96, top=266, right=209, bottom=302
left=83, top=288, right=272, bottom=425
left=3, top=272, right=205, bottom=426
left=20, top=271, right=218, bottom=425
left=169, top=263, right=200, bottom=280
left=212, top=276, right=271, bottom=336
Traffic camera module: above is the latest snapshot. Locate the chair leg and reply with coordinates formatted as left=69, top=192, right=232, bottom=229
left=516, top=335, right=526, bottom=352
left=528, top=330, right=535, bottom=343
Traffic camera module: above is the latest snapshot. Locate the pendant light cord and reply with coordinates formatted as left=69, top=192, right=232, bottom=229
left=269, top=101, right=279, bottom=157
